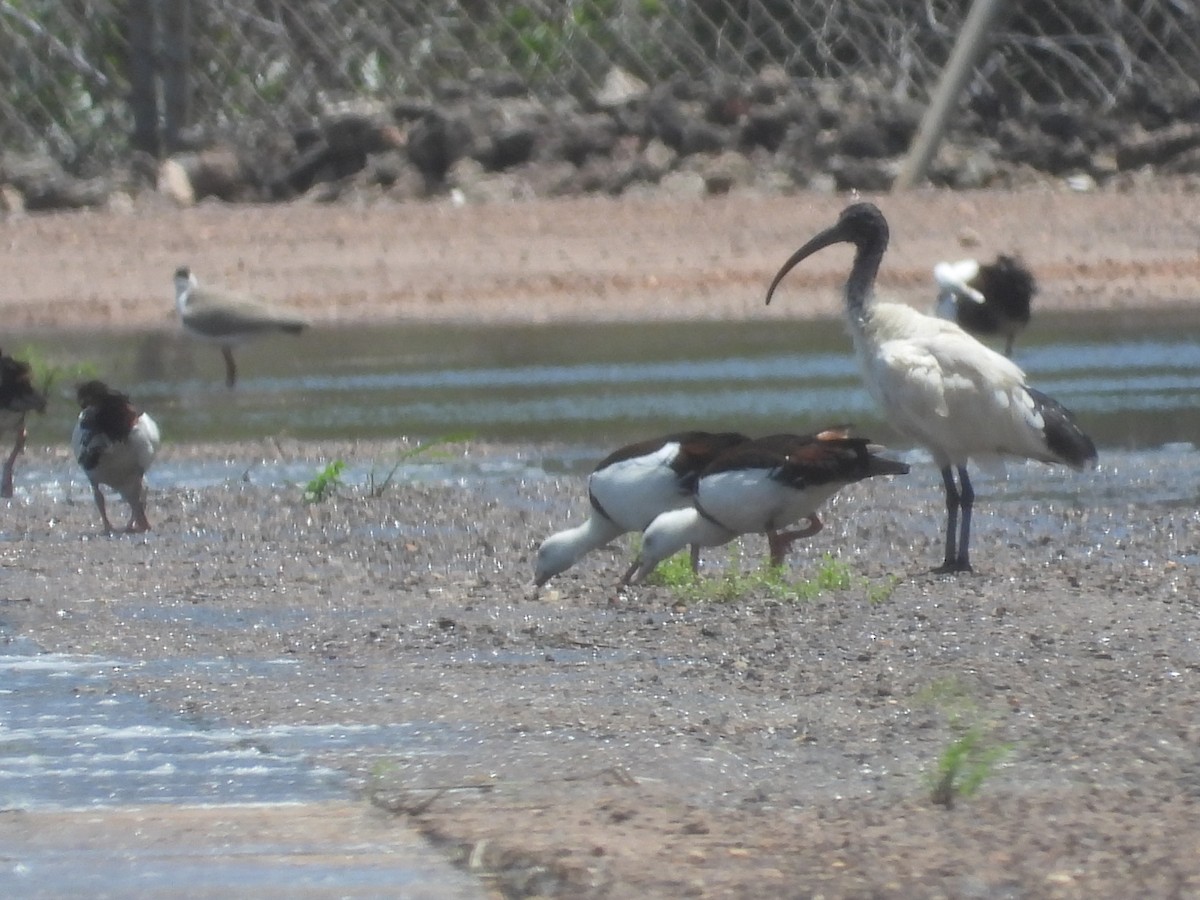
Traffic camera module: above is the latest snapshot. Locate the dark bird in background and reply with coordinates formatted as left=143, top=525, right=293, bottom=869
left=765, top=203, right=1096, bottom=573
left=173, top=266, right=308, bottom=388
left=934, top=255, right=1036, bottom=357
left=0, top=348, right=47, bottom=498
left=534, top=431, right=749, bottom=588
left=626, top=429, right=909, bottom=585
left=72, top=380, right=161, bottom=534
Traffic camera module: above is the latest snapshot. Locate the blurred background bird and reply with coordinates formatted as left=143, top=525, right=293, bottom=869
left=933, top=254, right=1037, bottom=357
left=174, top=266, right=308, bottom=388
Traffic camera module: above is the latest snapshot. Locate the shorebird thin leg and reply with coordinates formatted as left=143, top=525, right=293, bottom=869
left=689, top=543, right=700, bottom=573
left=1, top=420, right=25, bottom=498
left=222, top=346, right=238, bottom=389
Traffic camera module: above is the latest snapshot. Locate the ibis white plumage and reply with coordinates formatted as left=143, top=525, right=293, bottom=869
left=933, top=254, right=1036, bottom=357
left=72, top=380, right=161, bottom=534
left=0, top=348, right=47, bottom=498
left=765, top=203, right=1097, bottom=573
left=534, top=431, right=749, bottom=588
left=626, top=430, right=909, bottom=585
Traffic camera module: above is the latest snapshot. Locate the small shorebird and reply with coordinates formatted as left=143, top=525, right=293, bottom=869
left=173, top=266, right=308, bottom=388
left=765, top=203, right=1096, bottom=573
left=625, top=430, right=909, bottom=585
left=0, top=348, right=47, bottom=498
left=72, top=380, right=161, bottom=534
left=933, top=255, right=1037, bottom=357
left=535, top=431, right=749, bottom=588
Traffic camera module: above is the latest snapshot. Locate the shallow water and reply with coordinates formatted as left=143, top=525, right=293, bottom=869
left=16, top=307, right=1200, bottom=453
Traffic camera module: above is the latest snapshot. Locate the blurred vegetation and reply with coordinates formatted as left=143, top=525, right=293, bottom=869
left=1, top=0, right=1195, bottom=169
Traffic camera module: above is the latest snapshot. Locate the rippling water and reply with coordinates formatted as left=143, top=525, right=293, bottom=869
left=17, top=307, right=1200, bottom=453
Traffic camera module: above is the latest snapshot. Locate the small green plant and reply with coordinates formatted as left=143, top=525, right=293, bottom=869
left=646, top=550, right=858, bottom=604
left=866, top=574, right=901, bottom=605
left=929, top=725, right=1012, bottom=809
left=366, top=434, right=468, bottom=498
left=16, top=344, right=99, bottom=396
left=304, top=459, right=346, bottom=504
left=917, top=677, right=1012, bottom=808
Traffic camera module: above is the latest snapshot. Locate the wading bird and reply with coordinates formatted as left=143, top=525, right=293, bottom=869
left=765, top=203, right=1096, bottom=573
left=72, top=380, right=161, bottom=534
left=534, top=431, right=749, bottom=588
left=625, top=430, right=908, bottom=585
left=173, top=266, right=308, bottom=388
left=0, top=348, right=47, bottom=498
left=934, top=254, right=1036, bottom=357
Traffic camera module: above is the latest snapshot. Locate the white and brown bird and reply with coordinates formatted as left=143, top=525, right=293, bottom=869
left=535, top=431, right=750, bottom=588
left=0, top=348, right=47, bottom=498
left=765, top=203, right=1096, bottom=573
left=173, top=266, right=308, bottom=388
left=625, top=430, right=909, bottom=585
left=933, top=255, right=1036, bottom=357
left=72, top=380, right=161, bottom=534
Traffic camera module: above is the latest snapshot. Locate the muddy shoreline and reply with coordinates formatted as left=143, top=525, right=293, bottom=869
left=2, top=436, right=1198, bottom=897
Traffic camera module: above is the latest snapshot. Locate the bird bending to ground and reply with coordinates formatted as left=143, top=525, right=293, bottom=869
left=0, top=348, right=47, bottom=498
left=765, top=203, right=1096, bottom=573
left=625, top=430, right=909, bottom=585
left=534, top=431, right=749, bottom=588
left=173, top=266, right=308, bottom=388
left=72, top=380, right=161, bottom=534
left=933, top=254, right=1036, bottom=357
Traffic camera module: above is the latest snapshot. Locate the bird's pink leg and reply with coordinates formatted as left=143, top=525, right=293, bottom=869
left=766, top=515, right=824, bottom=567
left=1, top=420, right=27, bottom=498
left=92, top=485, right=115, bottom=534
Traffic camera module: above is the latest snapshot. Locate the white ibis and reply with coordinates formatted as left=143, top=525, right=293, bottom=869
left=765, top=203, right=1097, bottom=573
left=534, top=431, right=749, bottom=588
left=625, top=430, right=909, bottom=585
left=173, top=266, right=308, bottom=388
left=934, top=254, right=1036, bottom=357
left=72, top=380, right=161, bottom=534
left=0, top=348, right=47, bottom=498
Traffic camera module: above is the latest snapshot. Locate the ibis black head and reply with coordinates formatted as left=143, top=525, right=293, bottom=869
left=765, top=203, right=890, bottom=306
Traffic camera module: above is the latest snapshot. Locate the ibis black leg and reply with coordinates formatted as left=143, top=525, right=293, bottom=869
left=934, top=465, right=973, bottom=573
left=955, top=466, right=974, bottom=571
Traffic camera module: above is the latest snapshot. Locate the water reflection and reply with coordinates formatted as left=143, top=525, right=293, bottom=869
left=14, top=309, right=1200, bottom=451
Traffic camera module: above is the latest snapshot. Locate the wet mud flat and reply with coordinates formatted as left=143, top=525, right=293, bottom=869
left=2, top=439, right=1199, bottom=898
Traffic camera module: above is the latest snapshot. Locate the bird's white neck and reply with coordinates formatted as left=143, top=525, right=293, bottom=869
left=174, top=272, right=198, bottom=315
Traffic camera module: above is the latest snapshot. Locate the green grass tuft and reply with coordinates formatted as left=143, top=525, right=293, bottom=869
left=929, top=726, right=1012, bottom=809
left=304, top=459, right=346, bottom=504
left=645, top=549, right=864, bottom=604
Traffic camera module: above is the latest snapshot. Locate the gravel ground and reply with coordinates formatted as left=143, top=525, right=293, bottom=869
left=2, top=188, right=1200, bottom=897
left=2, top=434, right=1198, bottom=898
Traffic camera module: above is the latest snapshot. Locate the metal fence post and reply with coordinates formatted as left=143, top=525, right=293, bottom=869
left=893, top=0, right=1008, bottom=191
left=161, top=0, right=192, bottom=152
left=126, top=0, right=158, bottom=156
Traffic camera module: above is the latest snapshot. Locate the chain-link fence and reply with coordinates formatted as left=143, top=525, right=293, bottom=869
left=2, top=1, right=1198, bottom=170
